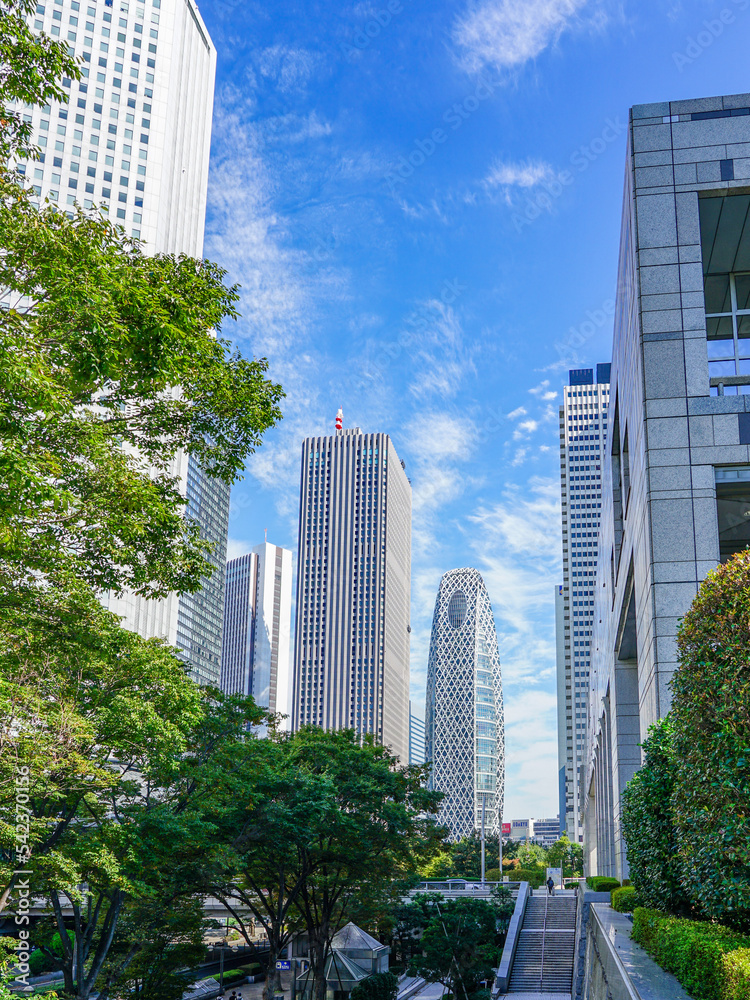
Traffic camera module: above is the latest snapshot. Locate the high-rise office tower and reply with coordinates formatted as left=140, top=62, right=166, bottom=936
left=292, top=419, right=411, bottom=761
left=555, top=366, right=610, bottom=843
left=425, top=568, right=504, bottom=841
left=409, top=701, right=426, bottom=766
left=18, top=0, right=229, bottom=685
left=221, top=543, right=293, bottom=724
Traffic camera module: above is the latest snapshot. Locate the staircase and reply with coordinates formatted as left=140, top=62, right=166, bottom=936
left=507, top=892, right=576, bottom=993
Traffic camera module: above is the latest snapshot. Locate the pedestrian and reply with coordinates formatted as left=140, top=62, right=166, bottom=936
left=546, top=876, right=555, bottom=896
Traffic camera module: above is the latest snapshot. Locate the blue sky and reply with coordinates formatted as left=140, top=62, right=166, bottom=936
left=198, top=0, right=750, bottom=821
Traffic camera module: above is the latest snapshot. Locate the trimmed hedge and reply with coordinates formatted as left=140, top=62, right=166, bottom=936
left=510, top=868, right=546, bottom=889
left=484, top=869, right=502, bottom=882
left=586, top=876, right=620, bottom=892
left=632, top=908, right=750, bottom=1000
left=611, top=887, right=639, bottom=912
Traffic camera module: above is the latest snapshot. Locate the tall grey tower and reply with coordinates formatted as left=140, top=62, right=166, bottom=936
left=221, top=542, right=293, bottom=725
left=292, top=416, right=411, bottom=761
left=18, top=0, right=230, bottom=685
left=555, top=366, right=610, bottom=842
left=425, top=568, right=504, bottom=841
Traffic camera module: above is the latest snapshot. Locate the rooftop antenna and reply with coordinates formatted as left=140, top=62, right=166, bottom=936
left=264, top=527, right=268, bottom=543
left=335, top=407, right=343, bottom=432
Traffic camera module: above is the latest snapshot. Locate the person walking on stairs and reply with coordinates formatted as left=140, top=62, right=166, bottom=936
left=546, top=876, right=555, bottom=896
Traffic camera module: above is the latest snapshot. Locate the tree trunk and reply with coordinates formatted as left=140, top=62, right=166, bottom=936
left=310, top=923, right=328, bottom=1000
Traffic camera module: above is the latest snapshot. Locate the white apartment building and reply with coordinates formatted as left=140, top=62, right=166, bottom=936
left=555, top=366, right=610, bottom=843
left=221, top=543, right=294, bottom=726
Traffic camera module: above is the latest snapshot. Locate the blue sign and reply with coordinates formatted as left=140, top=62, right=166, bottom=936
left=276, top=961, right=291, bottom=971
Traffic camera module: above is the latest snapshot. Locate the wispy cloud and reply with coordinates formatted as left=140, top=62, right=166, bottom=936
left=486, top=158, right=556, bottom=189
left=507, top=405, right=527, bottom=419
left=453, top=0, right=591, bottom=75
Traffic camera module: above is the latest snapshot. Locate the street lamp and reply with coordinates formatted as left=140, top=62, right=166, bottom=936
left=208, top=936, right=238, bottom=992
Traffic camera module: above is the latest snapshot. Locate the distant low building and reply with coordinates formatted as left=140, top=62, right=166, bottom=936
left=509, top=816, right=561, bottom=849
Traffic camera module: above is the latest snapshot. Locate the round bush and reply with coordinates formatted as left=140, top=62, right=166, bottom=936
left=673, top=552, right=750, bottom=932
left=611, top=886, right=639, bottom=912
left=484, top=869, right=502, bottom=882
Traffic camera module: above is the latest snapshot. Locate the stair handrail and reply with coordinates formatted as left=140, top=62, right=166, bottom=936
left=538, top=891, right=548, bottom=991
left=491, top=882, right=529, bottom=996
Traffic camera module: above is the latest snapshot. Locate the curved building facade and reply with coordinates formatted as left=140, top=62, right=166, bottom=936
left=425, top=568, right=505, bottom=841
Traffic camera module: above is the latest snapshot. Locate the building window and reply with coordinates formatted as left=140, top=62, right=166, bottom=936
left=715, top=466, right=750, bottom=562
left=699, top=194, right=750, bottom=394
left=705, top=272, right=750, bottom=392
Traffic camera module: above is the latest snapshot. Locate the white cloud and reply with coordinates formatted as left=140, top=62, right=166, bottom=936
left=511, top=446, right=527, bottom=466
left=226, top=538, right=254, bottom=561
left=454, top=0, right=591, bottom=75
left=256, top=45, right=321, bottom=93
left=529, top=379, right=550, bottom=395
left=507, top=405, right=527, bottom=419
left=513, top=418, right=539, bottom=440
left=486, top=159, right=556, bottom=189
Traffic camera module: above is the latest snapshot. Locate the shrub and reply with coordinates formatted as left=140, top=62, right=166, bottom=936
left=510, top=868, right=546, bottom=889
left=585, top=876, right=620, bottom=892
left=220, top=970, right=248, bottom=984
left=611, top=887, right=639, bottom=912
left=350, top=972, right=398, bottom=1000
left=632, top=908, right=750, bottom=1000
left=621, top=716, right=692, bottom=916
left=722, top=949, right=750, bottom=1000
left=673, top=551, right=750, bottom=932
left=484, top=869, right=502, bottom=882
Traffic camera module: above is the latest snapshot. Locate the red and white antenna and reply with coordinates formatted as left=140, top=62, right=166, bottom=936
left=335, top=407, right=343, bottom=432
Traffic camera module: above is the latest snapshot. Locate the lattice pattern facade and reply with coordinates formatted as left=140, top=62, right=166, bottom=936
left=425, top=568, right=504, bottom=841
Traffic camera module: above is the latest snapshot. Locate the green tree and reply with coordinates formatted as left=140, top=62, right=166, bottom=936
left=391, top=893, right=445, bottom=968
left=32, top=690, right=266, bottom=1000
left=415, top=897, right=498, bottom=1000
left=517, top=842, right=547, bottom=868
left=672, top=552, right=750, bottom=931
left=621, top=716, right=691, bottom=916
left=350, top=973, right=398, bottom=1000
left=449, top=834, right=501, bottom=880
left=0, top=1, right=283, bottom=600
left=205, top=735, right=328, bottom=1000
left=489, top=885, right=514, bottom=937
left=288, top=728, right=445, bottom=1000
left=546, top=835, right=583, bottom=877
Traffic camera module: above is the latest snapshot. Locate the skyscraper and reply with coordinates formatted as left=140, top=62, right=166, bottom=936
left=292, top=418, right=411, bottom=761
left=221, top=543, right=294, bottom=723
left=555, top=366, right=610, bottom=843
left=409, top=701, right=426, bottom=766
left=425, top=568, right=504, bottom=841
left=19, top=0, right=229, bottom=685
left=586, top=92, right=750, bottom=878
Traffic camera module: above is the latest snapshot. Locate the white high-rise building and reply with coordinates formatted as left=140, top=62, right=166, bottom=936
left=23, top=0, right=215, bottom=252
left=555, top=365, right=610, bottom=842
left=425, top=568, right=504, bottom=841
left=409, top=701, right=426, bottom=766
left=221, top=543, right=293, bottom=725
left=292, top=417, right=411, bottom=761
left=19, top=0, right=228, bottom=686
